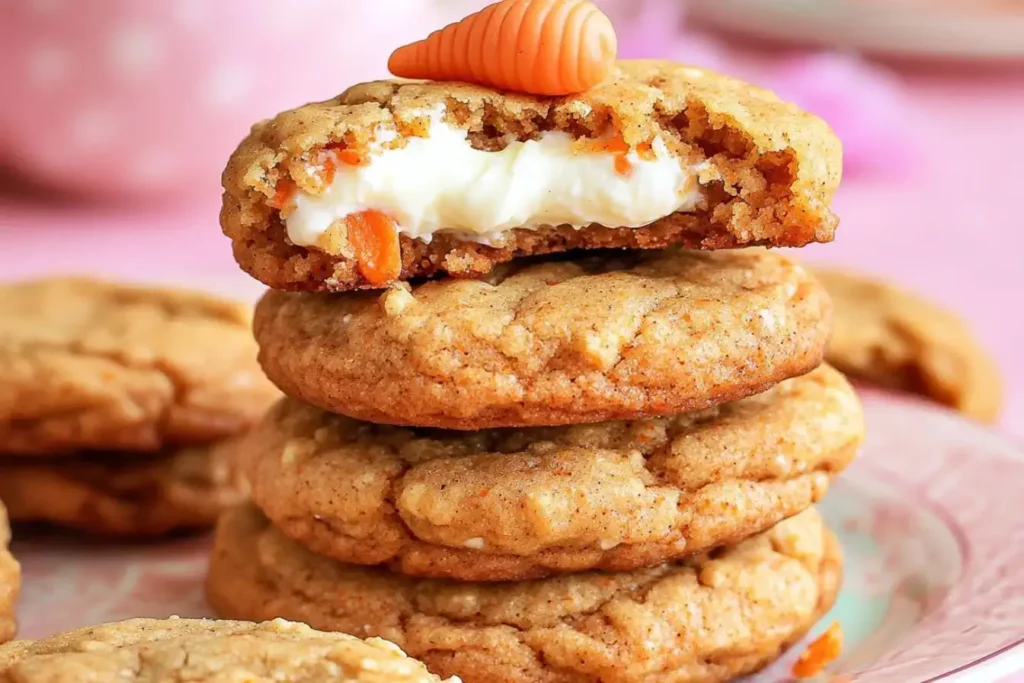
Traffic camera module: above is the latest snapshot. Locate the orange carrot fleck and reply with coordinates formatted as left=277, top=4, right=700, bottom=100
left=270, top=179, right=296, bottom=211
left=614, top=155, right=632, bottom=177
left=345, top=210, right=402, bottom=285
left=479, top=488, right=490, bottom=497
left=388, top=0, right=617, bottom=97
left=792, top=622, right=843, bottom=679
left=321, top=157, right=337, bottom=186
left=337, top=149, right=368, bottom=167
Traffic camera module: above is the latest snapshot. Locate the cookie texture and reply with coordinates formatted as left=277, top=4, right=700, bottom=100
left=209, top=505, right=840, bottom=683
left=0, top=278, right=279, bottom=455
left=255, top=248, right=832, bottom=430
left=0, top=503, right=17, bottom=644
left=815, top=268, right=1002, bottom=422
left=245, top=365, right=861, bottom=580
left=0, top=617, right=456, bottom=683
left=0, top=439, right=247, bottom=537
left=223, top=60, right=842, bottom=291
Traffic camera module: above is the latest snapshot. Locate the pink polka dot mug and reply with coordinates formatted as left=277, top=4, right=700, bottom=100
left=0, top=0, right=460, bottom=199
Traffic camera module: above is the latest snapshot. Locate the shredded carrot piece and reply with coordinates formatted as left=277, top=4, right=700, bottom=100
left=614, top=155, right=633, bottom=177
left=345, top=210, right=401, bottom=285
left=792, top=622, right=843, bottom=679
left=479, top=488, right=490, bottom=497
left=337, top=149, right=367, bottom=166
left=321, top=157, right=337, bottom=186
left=270, top=179, right=296, bottom=211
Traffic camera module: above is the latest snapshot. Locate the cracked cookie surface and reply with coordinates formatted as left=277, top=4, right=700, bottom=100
left=0, top=278, right=279, bottom=455
left=0, top=617, right=456, bottom=683
left=0, top=503, right=17, bottom=644
left=223, top=60, right=841, bottom=291
left=0, top=438, right=247, bottom=536
left=255, top=248, right=832, bottom=429
left=209, top=505, right=841, bottom=683
left=815, top=268, right=1002, bottom=423
left=244, top=365, right=861, bottom=580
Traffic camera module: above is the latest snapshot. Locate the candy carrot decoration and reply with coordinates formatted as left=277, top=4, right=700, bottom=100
left=388, top=0, right=617, bottom=96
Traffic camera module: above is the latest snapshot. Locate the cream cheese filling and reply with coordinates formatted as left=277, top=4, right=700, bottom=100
left=285, top=108, right=702, bottom=247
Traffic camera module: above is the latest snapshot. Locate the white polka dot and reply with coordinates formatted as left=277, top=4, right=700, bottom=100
left=131, top=149, right=177, bottom=184
left=71, top=108, right=117, bottom=150
left=173, top=0, right=208, bottom=29
left=203, top=63, right=251, bottom=108
left=29, top=0, right=64, bottom=16
left=107, top=24, right=162, bottom=78
left=28, top=45, right=69, bottom=89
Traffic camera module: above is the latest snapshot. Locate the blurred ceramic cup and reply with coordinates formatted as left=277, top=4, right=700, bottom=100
left=0, top=0, right=457, bottom=200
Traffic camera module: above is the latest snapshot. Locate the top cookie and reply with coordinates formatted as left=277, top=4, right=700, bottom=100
left=223, top=60, right=841, bottom=291
left=814, top=268, right=1002, bottom=422
left=0, top=618, right=455, bottom=683
left=0, top=278, right=279, bottom=455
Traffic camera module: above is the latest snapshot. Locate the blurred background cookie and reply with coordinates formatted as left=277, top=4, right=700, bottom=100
left=814, top=268, right=1003, bottom=422
left=0, top=278, right=278, bottom=455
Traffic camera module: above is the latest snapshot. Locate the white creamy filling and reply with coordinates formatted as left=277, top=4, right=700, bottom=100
left=286, top=108, right=702, bottom=247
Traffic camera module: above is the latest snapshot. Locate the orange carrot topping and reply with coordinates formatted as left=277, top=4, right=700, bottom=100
left=388, top=0, right=617, bottom=96
left=792, top=622, right=843, bottom=679
left=478, top=488, right=490, bottom=497
left=345, top=210, right=402, bottom=285
left=270, top=179, right=296, bottom=211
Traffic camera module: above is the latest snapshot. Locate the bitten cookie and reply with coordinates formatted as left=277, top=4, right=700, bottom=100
left=255, top=248, right=832, bottom=430
left=0, top=438, right=247, bottom=537
left=814, top=268, right=1002, bottom=422
left=209, top=505, right=841, bottom=683
left=0, top=278, right=279, bottom=455
left=0, top=502, right=17, bottom=644
left=244, top=365, right=861, bottom=580
left=0, top=618, right=457, bottom=683
left=222, top=60, right=841, bottom=291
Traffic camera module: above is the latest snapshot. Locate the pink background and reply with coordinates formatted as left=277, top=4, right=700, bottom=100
left=0, top=0, right=1021, bottom=678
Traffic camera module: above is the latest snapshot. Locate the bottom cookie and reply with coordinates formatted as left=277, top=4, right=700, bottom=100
left=0, top=502, right=18, bottom=643
left=0, top=439, right=247, bottom=537
left=208, top=505, right=842, bottom=683
left=0, top=617, right=456, bottom=683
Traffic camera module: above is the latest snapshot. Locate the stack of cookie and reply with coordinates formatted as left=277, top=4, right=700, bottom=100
left=209, top=60, right=863, bottom=682
left=0, top=278, right=279, bottom=537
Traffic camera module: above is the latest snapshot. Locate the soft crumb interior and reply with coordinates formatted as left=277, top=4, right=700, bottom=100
left=273, top=89, right=794, bottom=225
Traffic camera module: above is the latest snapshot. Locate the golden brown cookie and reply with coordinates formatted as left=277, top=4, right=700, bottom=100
left=245, top=365, right=861, bottom=581
left=0, top=617, right=456, bottom=683
left=814, top=268, right=1002, bottom=422
left=0, top=438, right=247, bottom=537
left=209, top=505, right=841, bottom=683
left=255, top=248, right=832, bottom=430
left=0, top=278, right=279, bottom=456
left=0, top=502, right=17, bottom=644
left=223, top=60, right=841, bottom=291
